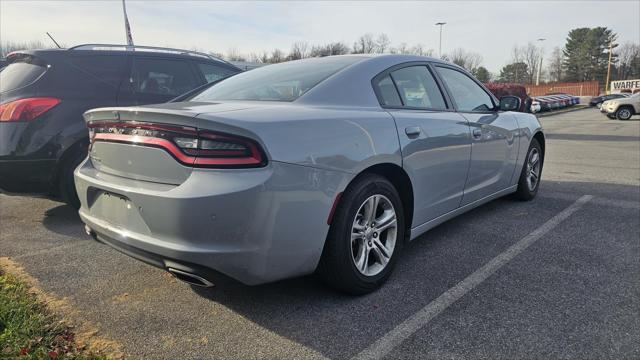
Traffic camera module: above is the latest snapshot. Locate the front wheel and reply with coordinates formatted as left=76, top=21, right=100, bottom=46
left=514, top=138, right=542, bottom=201
left=317, top=174, right=404, bottom=295
left=615, top=107, right=633, bottom=120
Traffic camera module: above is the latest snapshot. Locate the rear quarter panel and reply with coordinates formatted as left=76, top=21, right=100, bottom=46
left=196, top=105, right=403, bottom=175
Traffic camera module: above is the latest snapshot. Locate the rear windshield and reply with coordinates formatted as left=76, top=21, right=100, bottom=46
left=191, top=56, right=362, bottom=102
left=0, top=56, right=47, bottom=93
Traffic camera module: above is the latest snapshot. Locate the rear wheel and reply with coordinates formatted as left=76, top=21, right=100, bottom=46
left=615, top=106, right=633, bottom=120
left=514, top=138, right=542, bottom=201
left=58, top=148, right=87, bottom=209
left=317, top=174, right=404, bottom=295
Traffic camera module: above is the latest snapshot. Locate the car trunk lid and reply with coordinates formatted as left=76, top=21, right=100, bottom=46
left=85, top=104, right=267, bottom=185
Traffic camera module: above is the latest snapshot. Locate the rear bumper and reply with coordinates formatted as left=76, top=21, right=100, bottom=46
left=0, top=159, right=57, bottom=195
left=75, top=158, right=347, bottom=285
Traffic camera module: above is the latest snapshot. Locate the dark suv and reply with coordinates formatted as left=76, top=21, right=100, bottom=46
left=0, top=44, right=240, bottom=207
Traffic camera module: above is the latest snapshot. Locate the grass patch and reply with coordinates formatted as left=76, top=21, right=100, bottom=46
left=0, top=271, right=104, bottom=359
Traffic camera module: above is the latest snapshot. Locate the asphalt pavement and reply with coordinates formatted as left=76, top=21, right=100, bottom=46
left=1, top=107, right=638, bottom=359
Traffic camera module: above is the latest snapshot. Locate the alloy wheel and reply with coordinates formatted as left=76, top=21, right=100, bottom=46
left=526, top=147, right=541, bottom=192
left=350, top=194, right=397, bottom=277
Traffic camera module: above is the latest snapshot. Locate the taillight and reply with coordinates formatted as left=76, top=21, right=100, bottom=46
left=0, top=98, right=61, bottom=122
left=87, top=122, right=266, bottom=168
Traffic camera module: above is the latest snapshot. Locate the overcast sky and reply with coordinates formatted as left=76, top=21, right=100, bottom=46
left=1, top=0, right=639, bottom=72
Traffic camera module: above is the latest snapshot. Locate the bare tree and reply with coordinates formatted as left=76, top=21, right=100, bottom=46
left=522, top=42, right=542, bottom=84
left=247, top=52, right=262, bottom=63
left=310, top=42, right=350, bottom=57
left=289, top=41, right=309, bottom=60
left=616, top=42, right=640, bottom=80
left=376, top=33, right=391, bottom=53
left=269, top=48, right=285, bottom=63
left=409, top=44, right=434, bottom=57
left=352, top=33, right=377, bottom=54
left=391, top=42, right=409, bottom=54
left=226, top=47, right=246, bottom=62
left=259, top=50, right=270, bottom=64
left=447, top=48, right=483, bottom=73
left=547, top=46, right=565, bottom=82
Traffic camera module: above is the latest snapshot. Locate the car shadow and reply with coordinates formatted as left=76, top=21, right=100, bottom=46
left=186, top=180, right=639, bottom=359
left=42, top=204, right=87, bottom=238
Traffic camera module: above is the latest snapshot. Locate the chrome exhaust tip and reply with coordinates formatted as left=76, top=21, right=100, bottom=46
left=167, top=268, right=214, bottom=287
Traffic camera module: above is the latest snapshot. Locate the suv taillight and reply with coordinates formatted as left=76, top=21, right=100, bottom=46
left=87, top=122, right=266, bottom=168
left=0, top=98, right=61, bottom=122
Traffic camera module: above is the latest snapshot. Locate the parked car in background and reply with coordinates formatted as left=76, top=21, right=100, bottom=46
left=76, top=55, right=544, bottom=294
left=601, top=93, right=640, bottom=120
left=589, top=93, right=629, bottom=108
left=0, top=44, right=241, bottom=207
left=530, top=99, right=541, bottom=113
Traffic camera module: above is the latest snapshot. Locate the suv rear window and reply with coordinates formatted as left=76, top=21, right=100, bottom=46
left=0, top=56, right=47, bottom=93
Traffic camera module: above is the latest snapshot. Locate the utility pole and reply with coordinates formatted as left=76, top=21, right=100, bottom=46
left=536, top=38, right=546, bottom=86
left=605, top=41, right=613, bottom=94
left=435, top=22, right=446, bottom=58
left=122, top=0, right=134, bottom=46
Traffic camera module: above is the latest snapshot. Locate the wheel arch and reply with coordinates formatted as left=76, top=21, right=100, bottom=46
left=532, top=131, right=546, bottom=168
left=346, top=163, right=414, bottom=239
left=52, top=137, right=89, bottom=196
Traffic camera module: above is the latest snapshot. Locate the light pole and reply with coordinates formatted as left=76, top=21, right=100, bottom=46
left=435, top=22, right=446, bottom=58
left=605, top=41, right=613, bottom=94
left=536, top=38, right=546, bottom=86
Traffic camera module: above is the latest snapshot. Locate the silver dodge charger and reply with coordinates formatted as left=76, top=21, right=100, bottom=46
left=76, top=55, right=544, bottom=294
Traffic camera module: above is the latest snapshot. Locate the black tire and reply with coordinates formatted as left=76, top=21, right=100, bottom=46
left=58, top=148, right=87, bottom=209
left=514, top=138, right=542, bottom=201
left=317, top=174, right=404, bottom=295
left=615, top=106, right=634, bottom=120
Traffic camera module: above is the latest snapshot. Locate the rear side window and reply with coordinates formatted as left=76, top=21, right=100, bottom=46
left=130, top=58, right=199, bottom=96
left=68, top=56, right=127, bottom=88
left=436, top=66, right=494, bottom=112
left=0, top=59, right=47, bottom=93
left=374, top=75, right=402, bottom=106
left=390, top=66, right=447, bottom=110
left=196, top=63, right=237, bottom=83
left=192, top=56, right=361, bottom=102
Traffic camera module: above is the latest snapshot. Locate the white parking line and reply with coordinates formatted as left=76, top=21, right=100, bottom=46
left=352, top=195, right=594, bottom=360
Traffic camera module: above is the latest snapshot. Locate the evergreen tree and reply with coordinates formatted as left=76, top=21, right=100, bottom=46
left=473, top=66, right=491, bottom=82
left=563, top=27, right=617, bottom=83
left=498, top=62, right=529, bottom=84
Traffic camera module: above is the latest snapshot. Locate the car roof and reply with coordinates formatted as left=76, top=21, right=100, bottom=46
left=8, top=44, right=236, bottom=68
left=293, top=54, right=467, bottom=107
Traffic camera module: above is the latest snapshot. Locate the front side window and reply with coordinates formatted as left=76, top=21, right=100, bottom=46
left=197, top=63, right=238, bottom=83
left=390, top=66, right=447, bottom=109
left=130, top=58, right=198, bottom=96
left=436, top=66, right=494, bottom=112
left=191, top=56, right=362, bottom=102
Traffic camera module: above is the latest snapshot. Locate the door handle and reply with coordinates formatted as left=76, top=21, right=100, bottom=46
left=405, top=126, right=421, bottom=137
left=472, top=128, right=482, bottom=139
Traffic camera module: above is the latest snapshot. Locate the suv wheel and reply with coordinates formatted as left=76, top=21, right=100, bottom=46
left=317, top=174, right=404, bottom=295
left=59, top=148, right=87, bottom=209
left=615, top=107, right=633, bottom=120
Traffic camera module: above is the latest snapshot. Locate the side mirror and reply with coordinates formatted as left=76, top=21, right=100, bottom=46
left=499, top=96, right=521, bottom=112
